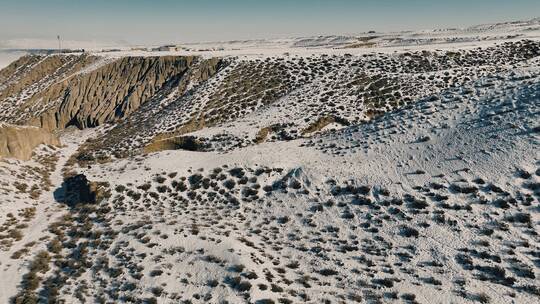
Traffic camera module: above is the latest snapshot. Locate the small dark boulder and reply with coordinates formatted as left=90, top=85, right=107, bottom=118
left=62, top=174, right=96, bottom=206
left=56, top=174, right=109, bottom=207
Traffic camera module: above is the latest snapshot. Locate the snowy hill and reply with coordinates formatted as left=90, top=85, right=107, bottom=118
left=0, top=19, right=538, bottom=304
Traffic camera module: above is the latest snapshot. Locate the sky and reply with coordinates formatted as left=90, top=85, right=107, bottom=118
left=0, top=0, right=539, bottom=47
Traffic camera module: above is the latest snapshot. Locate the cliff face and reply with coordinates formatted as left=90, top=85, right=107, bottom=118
left=0, top=54, right=224, bottom=160
left=26, top=56, right=199, bottom=130
left=0, top=55, right=216, bottom=131
left=0, top=123, right=60, bottom=160
left=30, top=56, right=200, bottom=130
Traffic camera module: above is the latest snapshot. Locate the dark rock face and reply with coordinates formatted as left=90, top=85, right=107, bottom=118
left=61, top=174, right=96, bottom=207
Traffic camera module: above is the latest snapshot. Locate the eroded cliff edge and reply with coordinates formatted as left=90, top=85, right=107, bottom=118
left=0, top=123, right=59, bottom=160
left=0, top=54, right=223, bottom=131
left=0, top=54, right=222, bottom=159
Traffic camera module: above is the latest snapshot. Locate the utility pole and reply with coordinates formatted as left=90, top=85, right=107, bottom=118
left=57, top=35, right=61, bottom=53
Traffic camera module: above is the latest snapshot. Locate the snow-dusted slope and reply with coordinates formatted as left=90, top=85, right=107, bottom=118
left=67, top=40, right=538, bottom=161
left=0, top=19, right=538, bottom=304
left=22, top=58, right=534, bottom=304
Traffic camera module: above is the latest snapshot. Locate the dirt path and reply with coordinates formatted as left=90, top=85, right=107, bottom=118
left=0, top=128, right=98, bottom=302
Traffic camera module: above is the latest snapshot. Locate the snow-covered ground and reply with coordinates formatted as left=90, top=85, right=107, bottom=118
left=0, top=18, right=539, bottom=304
left=68, top=63, right=538, bottom=303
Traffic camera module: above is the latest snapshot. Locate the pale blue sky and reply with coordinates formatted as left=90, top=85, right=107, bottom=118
left=1, top=0, right=539, bottom=45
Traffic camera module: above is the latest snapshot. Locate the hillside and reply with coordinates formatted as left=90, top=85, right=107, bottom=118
left=0, top=20, right=538, bottom=304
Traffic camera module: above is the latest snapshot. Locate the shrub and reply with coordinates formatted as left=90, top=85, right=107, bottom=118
left=475, top=292, right=491, bottom=303
left=154, top=176, right=166, bottom=184
left=400, top=226, right=419, bottom=238
left=318, top=268, right=338, bottom=276
left=223, top=179, right=236, bottom=190
left=149, top=269, right=163, bottom=277
left=156, top=185, right=169, bottom=193
left=372, top=278, right=394, bottom=288
left=137, top=183, right=151, bottom=191
left=408, top=199, right=429, bottom=209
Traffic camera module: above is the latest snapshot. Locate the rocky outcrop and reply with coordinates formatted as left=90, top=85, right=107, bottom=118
left=65, top=58, right=223, bottom=159
left=60, top=174, right=96, bottom=206
left=0, top=123, right=60, bottom=160
left=23, top=56, right=197, bottom=130
left=57, top=174, right=110, bottom=207
left=0, top=55, right=213, bottom=132
left=0, top=55, right=101, bottom=126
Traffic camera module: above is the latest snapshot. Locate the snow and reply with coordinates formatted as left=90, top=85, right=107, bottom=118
left=0, top=127, right=101, bottom=302
left=0, top=18, right=539, bottom=303
left=68, top=60, right=539, bottom=303
left=71, top=17, right=540, bottom=60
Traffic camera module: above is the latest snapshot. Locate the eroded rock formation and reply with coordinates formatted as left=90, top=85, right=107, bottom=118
left=0, top=54, right=224, bottom=160
left=26, top=56, right=198, bottom=130
left=0, top=123, right=60, bottom=160
left=0, top=55, right=222, bottom=132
